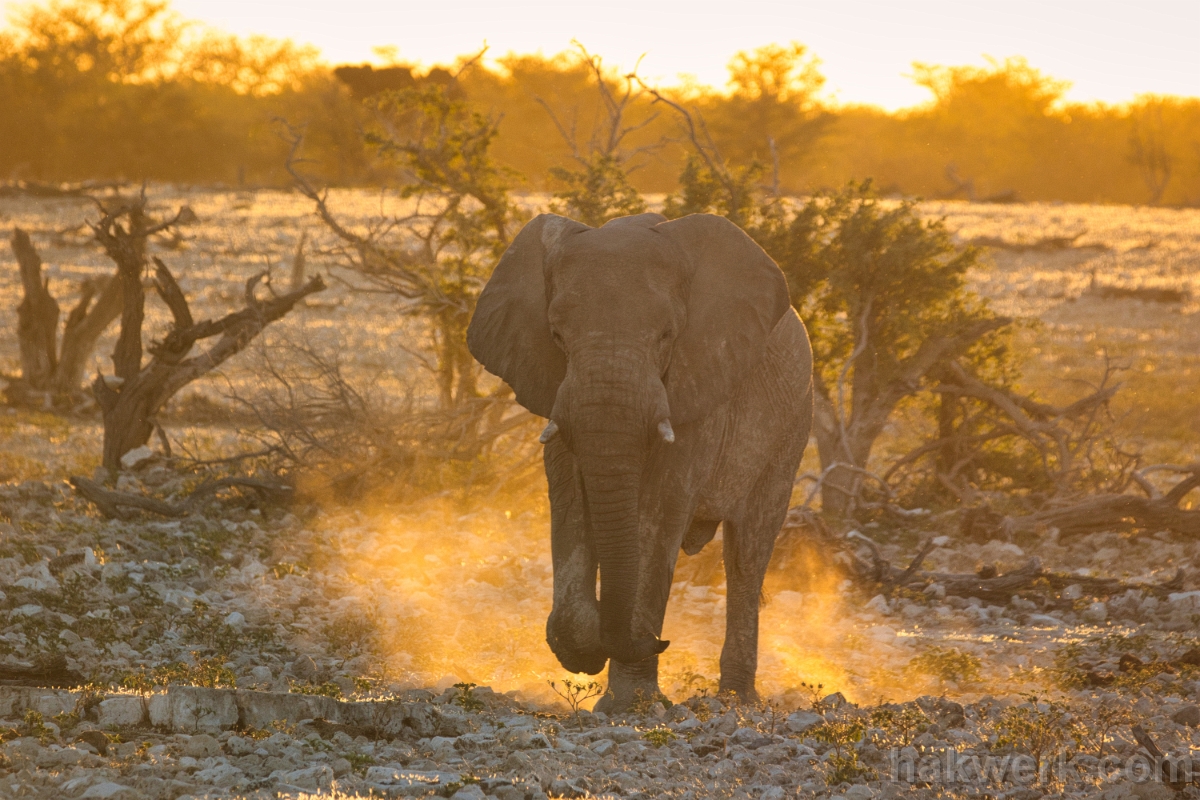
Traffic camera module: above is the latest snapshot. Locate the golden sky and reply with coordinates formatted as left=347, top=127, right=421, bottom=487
left=163, top=0, right=1199, bottom=109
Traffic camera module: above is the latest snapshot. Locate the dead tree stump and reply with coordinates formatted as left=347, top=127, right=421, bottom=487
left=89, top=195, right=326, bottom=472
left=7, top=228, right=122, bottom=407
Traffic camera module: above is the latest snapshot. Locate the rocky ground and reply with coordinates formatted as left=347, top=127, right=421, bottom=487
left=0, top=191, right=1198, bottom=799
left=0, top=462, right=1199, bottom=799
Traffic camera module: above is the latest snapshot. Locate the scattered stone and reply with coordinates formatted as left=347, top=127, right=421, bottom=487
left=119, top=445, right=155, bottom=470
left=1171, top=704, right=1200, bottom=727
left=787, top=711, right=824, bottom=733
left=75, top=730, right=109, bottom=756
left=183, top=733, right=221, bottom=758
left=80, top=782, right=136, bottom=800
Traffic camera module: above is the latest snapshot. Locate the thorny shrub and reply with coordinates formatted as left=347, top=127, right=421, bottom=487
left=905, top=646, right=983, bottom=686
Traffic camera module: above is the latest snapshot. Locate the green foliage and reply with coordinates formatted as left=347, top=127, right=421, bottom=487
left=993, top=693, right=1076, bottom=779
left=317, top=80, right=524, bottom=411
left=905, top=646, right=983, bottom=686
left=548, top=678, right=605, bottom=731
left=630, top=688, right=672, bottom=715
left=642, top=726, right=676, bottom=748
left=344, top=751, right=375, bottom=775
left=118, top=655, right=237, bottom=692
left=451, top=682, right=484, bottom=712
left=663, top=154, right=764, bottom=227
left=289, top=680, right=342, bottom=698
left=549, top=153, right=647, bottom=227
left=753, top=182, right=990, bottom=397
left=812, top=717, right=872, bottom=784
left=20, top=709, right=56, bottom=744
left=868, top=704, right=930, bottom=748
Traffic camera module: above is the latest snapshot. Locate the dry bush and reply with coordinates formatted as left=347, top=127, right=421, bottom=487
left=238, top=342, right=542, bottom=505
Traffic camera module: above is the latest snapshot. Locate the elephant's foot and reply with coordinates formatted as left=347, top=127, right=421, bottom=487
left=594, top=658, right=664, bottom=715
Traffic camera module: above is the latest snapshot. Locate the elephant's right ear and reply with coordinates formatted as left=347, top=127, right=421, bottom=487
left=468, top=214, right=590, bottom=418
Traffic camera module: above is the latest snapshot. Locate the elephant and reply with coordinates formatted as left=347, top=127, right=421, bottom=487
left=466, top=211, right=813, bottom=710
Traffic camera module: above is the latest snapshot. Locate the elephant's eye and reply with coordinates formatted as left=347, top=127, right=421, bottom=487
left=659, top=328, right=672, bottom=343
left=551, top=330, right=566, bottom=352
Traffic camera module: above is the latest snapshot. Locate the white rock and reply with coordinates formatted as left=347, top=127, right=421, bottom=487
left=11, top=604, right=43, bottom=617
left=120, top=445, right=155, bottom=470
left=845, top=786, right=875, bottom=800
left=1062, top=584, right=1083, bottom=600
left=1168, top=591, right=1200, bottom=609
left=589, top=739, right=615, bottom=756
left=97, top=696, right=145, bottom=728
left=194, top=763, right=244, bottom=788
left=223, top=611, right=246, bottom=628
left=450, top=786, right=487, bottom=800
left=786, top=711, right=824, bottom=733
left=865, top=625, right=897, bottom=642
left=865, top=594, right=891, bottom=615
left=15, top=561, right=57, bottom=592
left=81, top=782, right=135, bottom=799
left=1082, top=601, right=1108, bottom=623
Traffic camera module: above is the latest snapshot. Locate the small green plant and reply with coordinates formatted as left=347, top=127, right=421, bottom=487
left=869, top=703, right=930, bottom=748
left=20, top=709, right=55, bottom=744
left=906, top=646, right=982, bottom=686
left=799, top=681, right=826, bottom=711
left=441, top=775, right=480, bottom=796
left=630, top=688, right=671, bottom=715
left=344, top=752, right=375, bottom=775
left=548, top=678, right=606, bottom=731
left=994, top=693, right=1075, bottom=782
left=144, top=656, right=237, bottom=690
left=289, top=680, right=342, bottom=698
left=812, top=717, right=872, bottom=784
left=352, top=677, right=374, bottom=695
left=452, top=682, right=484, bottom=712
left=1069, top=702, right=1132, bottom=757
left=643, top=726, right=677, bottom=748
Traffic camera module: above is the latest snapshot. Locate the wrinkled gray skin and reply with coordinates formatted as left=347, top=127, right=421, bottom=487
left=467, top=212, right=813, bottom=711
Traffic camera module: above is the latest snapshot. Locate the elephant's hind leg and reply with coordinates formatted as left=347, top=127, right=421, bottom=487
left=718, top=470, right=794, bottom=700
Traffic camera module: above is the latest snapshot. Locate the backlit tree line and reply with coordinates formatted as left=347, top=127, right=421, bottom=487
left=1, top=0, right=1197, bottom=206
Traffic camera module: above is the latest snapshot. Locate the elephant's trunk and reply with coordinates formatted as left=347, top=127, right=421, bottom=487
left=565, top=355, right=671, bottom=665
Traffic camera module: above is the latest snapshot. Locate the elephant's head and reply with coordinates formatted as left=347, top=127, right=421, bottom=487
left=467, top=212, right=790, bottom=669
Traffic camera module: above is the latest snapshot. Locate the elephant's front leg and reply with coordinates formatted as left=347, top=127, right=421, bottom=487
left=544, top=440, right=606, bottom=675
left=596, top=495, right=689, bottom=713
left=718, top=471, right=794, bottom=701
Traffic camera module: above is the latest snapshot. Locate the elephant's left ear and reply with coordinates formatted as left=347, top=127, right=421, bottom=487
left=468, top=214, right=589, bottom=417
left=654, top=214, right=791, bottom=424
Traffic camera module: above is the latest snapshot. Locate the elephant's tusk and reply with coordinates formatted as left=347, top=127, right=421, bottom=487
left=538, top=420, right=560, bottom=444
left=658, top=419, right=675, bottom=444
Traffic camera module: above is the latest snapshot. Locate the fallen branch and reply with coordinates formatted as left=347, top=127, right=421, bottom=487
left=70, top=475, right=293, bottom=520
left=965, top=231, right=1108, bottom=252
left=962, top=464, right=1200, bottom=541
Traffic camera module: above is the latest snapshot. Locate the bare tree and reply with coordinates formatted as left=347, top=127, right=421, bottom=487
left=535, top=43, right=665, bottom=225
left=86, top=193, right=325, bottom=473
left=6, top=228, right=122, bottom=407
